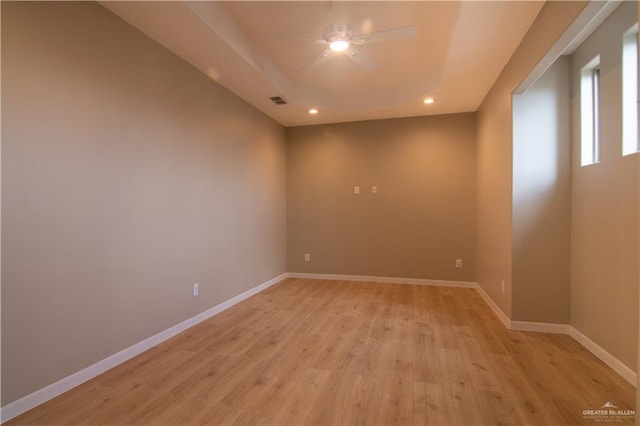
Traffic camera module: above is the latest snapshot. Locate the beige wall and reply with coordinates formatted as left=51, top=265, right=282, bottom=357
left=2, top=0, right=637, bottom=412
left=637, top=1, right=639, bottom=417
left=570, top=1, right=639, bottom=371
left=476, top=1, right=587, bottom=318
left=512, top=56, right=572, bottom=324
left=0, top=0, right=4, bottom=409
left=1, top=2, right=286, bottom=405
left=287, top=114, right=476, bottom=281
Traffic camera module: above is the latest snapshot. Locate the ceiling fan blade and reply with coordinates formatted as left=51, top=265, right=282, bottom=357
left=345, top=48, right=378, bottom=72
left=298, top=49, right=332, bottom=73
left=266, top=32, right=326, bottom=44
left=351, top=25, right=416, bottom=44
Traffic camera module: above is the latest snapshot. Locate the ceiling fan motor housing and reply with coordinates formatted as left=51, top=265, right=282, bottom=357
left=323, top=24, right=354, bottom=43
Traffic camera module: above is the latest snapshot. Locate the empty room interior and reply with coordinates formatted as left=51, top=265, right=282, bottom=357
left=2, top=0, right=640, bottom=425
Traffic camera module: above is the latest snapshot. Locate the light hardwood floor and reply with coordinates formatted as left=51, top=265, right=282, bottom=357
left=8, top=278, right=636, bottom=425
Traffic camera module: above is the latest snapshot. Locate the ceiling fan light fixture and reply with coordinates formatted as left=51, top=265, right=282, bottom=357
left=308, top=108, right=319, bottom=114
left=329, top=40, right=350, bottom=52
left=423, top=97, right=435, bottom=104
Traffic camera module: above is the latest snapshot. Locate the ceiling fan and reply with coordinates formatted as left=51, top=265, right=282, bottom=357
left=267, top=23, right=416, bottom=72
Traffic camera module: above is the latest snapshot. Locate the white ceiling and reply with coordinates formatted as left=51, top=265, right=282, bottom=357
left=102, top=1, right=545, bottom=127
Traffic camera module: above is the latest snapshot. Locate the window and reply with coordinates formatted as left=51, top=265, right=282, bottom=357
left=581, top=56, right=601, bottom=166
left=622, top=23, right=639, bottom=156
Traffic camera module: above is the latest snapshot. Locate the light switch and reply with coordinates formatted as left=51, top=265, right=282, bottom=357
left=372, top=186, right=377, bottom=194
left=354, top=186, right=360, bottom=195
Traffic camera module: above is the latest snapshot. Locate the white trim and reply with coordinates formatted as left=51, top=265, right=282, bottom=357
left=3, top=273, right=636, bottom=422
left=510, top=321, right=571, bottom=334
left=569, top=327, right=637, bottom=387
left=476, top=290, right=636, bottom=388
left=285, top=272, right=478, bottom=288
left=474, top=285, right=511, bottom=329
left=0, top=273, right=287, bottom=423
left=515, top=0, right=621, bottom=95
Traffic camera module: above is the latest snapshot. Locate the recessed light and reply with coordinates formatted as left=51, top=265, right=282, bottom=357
left=423, top=98, right=435, bottom=104
left=309, top=108, right=319, bottom=114
left=329, top=40, right=349, bottom=52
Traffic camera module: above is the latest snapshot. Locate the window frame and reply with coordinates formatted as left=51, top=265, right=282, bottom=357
left=622, top=23, right=639, bottom=156
left=580, top=56, right=601, bottom=166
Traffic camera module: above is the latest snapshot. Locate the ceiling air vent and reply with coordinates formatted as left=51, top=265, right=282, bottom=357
left=269, top=96, right=288, bottom=105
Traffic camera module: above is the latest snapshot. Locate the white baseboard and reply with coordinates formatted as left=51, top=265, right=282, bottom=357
left=476, top=288, right=637, bottom=388
left=290, top=274, right=638, bottom=387
left=510, top=321, right=571, bottom=334
left=286, top=272, right=478, bottom=288
left=474, top=285, right=511, bottom=329
left=0, top=273, right=287, bottom=423
left=3, top=273, right=636, bottom=423
left=569, top=327, right=637, bottom=387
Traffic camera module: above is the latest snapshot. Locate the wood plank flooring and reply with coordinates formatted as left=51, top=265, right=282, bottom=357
left=8, top=278, right=636, bottom=425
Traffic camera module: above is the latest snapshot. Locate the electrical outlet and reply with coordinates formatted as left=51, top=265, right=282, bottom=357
left=501, top=281, right=505, bottom=293
left=304, top=253, right=310, bottom=262
left=354, top=186, right=360, bottom=195
left=193, top=283, right=199, bottom=297
left=455, top=259, right=463, bottom=268
left=372, top=186, right=377, bottom=194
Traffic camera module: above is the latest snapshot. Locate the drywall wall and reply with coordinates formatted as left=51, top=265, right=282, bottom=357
left=570, top=1, right=639, bottom=372
left=287, top=114, right=476, bottom=281
left=512, top=56, right=571, bottom=323
left=637, top=1, right=640, bottom=414
left=1, top=1, right=286, bottom=405
left=476, top=1, right=587, bottom=319
left=0, top=1, right=3, bottom=410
